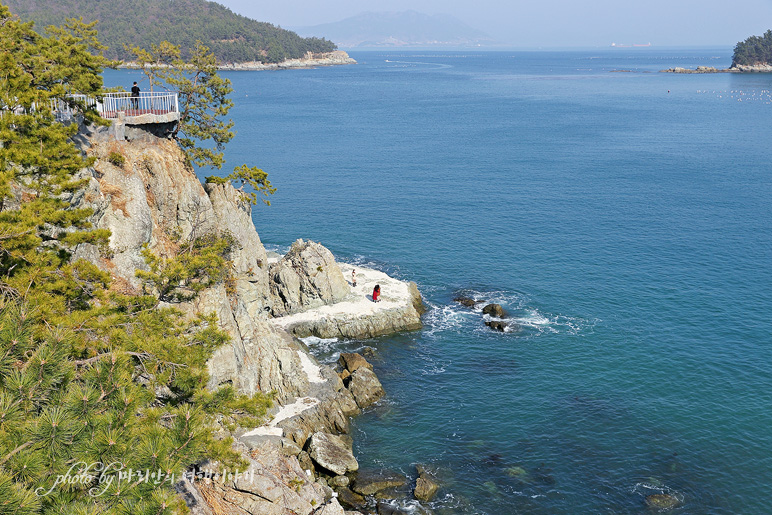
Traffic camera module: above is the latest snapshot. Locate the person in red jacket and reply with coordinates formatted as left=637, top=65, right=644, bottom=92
left=372, top=284, right=381, bottom=302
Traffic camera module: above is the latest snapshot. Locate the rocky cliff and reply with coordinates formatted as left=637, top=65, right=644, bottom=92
left=70, top=121, right=425, bottom=514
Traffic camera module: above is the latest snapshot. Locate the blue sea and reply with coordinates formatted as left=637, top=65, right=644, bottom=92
left=110, top=49, right=772, bottom=513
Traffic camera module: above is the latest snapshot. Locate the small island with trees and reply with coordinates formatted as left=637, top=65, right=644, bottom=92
left=730, top=29, right=772, bottom=69
left=662, top=30, right=772, bottom=73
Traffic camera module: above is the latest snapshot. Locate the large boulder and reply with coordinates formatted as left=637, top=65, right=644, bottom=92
left=413, top=465, right=440, bottom=502
left=346, top=368, right=385, bottom=409
left=269, top=239, right=351, bottom=316
left=339, top=353, right=373, bottom=373
left=308, top=432, right=359, bottom=476
left=482, top=303, right=507, bottom=318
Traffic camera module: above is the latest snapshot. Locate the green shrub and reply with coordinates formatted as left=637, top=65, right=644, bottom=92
left=107, top=151, right=126, bottom=167
left=205, top=175, right=228, bottom=185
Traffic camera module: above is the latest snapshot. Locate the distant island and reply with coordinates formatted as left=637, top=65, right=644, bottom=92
left=662, top=30, right=772, bottom=73
left=293, top=10, right=497, bottom=48
left=3, top=0, right=337, bottom=64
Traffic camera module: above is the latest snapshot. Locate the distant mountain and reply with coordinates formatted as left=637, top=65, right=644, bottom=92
left=294, top=10, right=496, bottom=48
left=3, top=0, right=336, bottom=63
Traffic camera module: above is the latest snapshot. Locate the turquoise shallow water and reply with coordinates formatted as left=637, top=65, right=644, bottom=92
left=110, top=49, right=772, bottom=513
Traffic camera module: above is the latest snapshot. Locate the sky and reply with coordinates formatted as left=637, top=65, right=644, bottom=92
left=214, top=0, right=772, bottom=47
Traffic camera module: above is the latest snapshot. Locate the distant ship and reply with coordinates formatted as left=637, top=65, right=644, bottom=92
left=611, top=42, right=652, bottom=48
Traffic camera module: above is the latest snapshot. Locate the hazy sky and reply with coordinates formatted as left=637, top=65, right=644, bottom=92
left=215, top=0, right=772, bottom=47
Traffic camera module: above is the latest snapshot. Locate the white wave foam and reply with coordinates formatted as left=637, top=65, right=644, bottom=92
left=419, top=361, right=447, bottom=375
left=632, top=480, right=685, bottom=507
left=449, top=289, right=597, bottom=338
left=299, top=336, right=342, bottom=363
left=299, top=336, right=339, bottom=347
left=385, top=60, right=453, bottom=69
left=423, top=303, right=471, bottom=338
left=375, top=499, right=429, bottom=514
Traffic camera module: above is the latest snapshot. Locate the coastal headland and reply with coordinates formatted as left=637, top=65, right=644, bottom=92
left=71, top=119, right=428, bottom=514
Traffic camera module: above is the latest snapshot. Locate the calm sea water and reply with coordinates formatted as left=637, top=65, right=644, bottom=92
left=109, top=49, right=772, bottom=513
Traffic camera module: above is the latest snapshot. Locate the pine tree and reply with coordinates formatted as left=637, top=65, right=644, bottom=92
left=0, top=5, right=271, bottom=512
left=129, top=40, right=276, bottom=204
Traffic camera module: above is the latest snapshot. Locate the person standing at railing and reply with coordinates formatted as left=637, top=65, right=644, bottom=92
left=130, top=82, right=140, bottom=111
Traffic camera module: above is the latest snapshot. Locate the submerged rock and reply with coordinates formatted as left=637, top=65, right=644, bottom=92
left=453, top=296, right=478, bottom=307
left=376, top=501, right=410, bottom=514
left=505, top=466, right=527, bottom=478
left=352, top=470, right=408, bottom=496
left=484, top=320, right=508, bottom=332
left=414, top=477, right=439, bottom=502
left=645, top=493, right=681, bottom=510
left=308, top=432, right=359, bottom=476
left=413, top=464, right=440, bottom=502
left=336, top=487, right=366, bottom=510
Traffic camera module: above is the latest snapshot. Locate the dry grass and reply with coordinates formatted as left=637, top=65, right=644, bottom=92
left=108, top=275, right=141, bottom=296
left=197, top=481, right=241, bottom=515
left=98, top=181, right=130, bottom=217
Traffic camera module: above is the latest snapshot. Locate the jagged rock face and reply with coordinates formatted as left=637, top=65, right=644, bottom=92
left=278, top=389, right=360, bottom=447
left=414, top=478, right=439, bottom=502
left=202, top=288, right=311, bottom=402
left=71, top=125, right=316, bottom=403
left=269, top=239, right=350, bottom=316
left=180, top=438, right=345, bottom=515
left=205, top=183, right=268, bottom=268
left=66, top=124, right=423, bottom=515
left=76, top=125, right=217, bottom=290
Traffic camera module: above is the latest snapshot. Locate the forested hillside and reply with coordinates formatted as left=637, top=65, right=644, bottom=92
left=3, top=0, right=335, bottom=63
left=732, top=29, right=772, bottom=67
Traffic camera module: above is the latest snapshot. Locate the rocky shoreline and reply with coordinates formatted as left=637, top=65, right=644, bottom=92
left=72, top=120, right=431, bottom=514
left=217, top=51, right=357, bottom=71
left=119, top=51, right=356, bottom=72
left=661, top=64, right=772, bottom=73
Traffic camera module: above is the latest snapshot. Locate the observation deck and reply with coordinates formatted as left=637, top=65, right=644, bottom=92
left=53, top=92, right=180, bottom=124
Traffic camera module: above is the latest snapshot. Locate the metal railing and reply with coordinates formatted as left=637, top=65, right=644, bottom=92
left=2, top=92, right=179, bottom=122
left=99, top=92, right=179, bottom=119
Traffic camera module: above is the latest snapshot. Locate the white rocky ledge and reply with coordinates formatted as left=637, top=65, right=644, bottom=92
left=271, top=262, right=424, bottom=339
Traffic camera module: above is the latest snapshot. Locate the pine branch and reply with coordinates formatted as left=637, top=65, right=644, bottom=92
left=0, top=441, right=34, bottom=467
left=73, top=351, right=188, bottom=368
